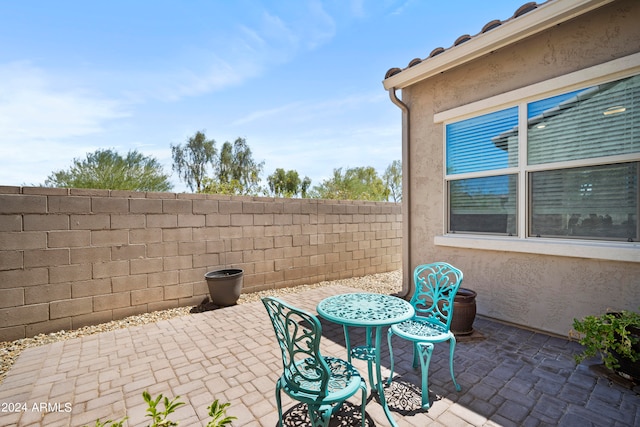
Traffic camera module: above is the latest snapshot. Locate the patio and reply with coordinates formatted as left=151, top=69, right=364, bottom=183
left=0, top=284, right=637, bottom=427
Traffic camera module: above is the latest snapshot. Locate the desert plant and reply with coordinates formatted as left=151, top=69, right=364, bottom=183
left=206, top=399, right=237, bottom=427
left=84, top=391, right=235, bottom=427
left=571, top=308, right=640, bottom=371
left=143, top=390, right=185, bottom=427
left=87, top=418, right=128, bottom=427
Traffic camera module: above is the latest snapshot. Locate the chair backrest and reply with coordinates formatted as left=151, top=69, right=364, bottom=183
left=262, top=297, right=331, bottom=397
left=410, top=262, right=464, bottom=330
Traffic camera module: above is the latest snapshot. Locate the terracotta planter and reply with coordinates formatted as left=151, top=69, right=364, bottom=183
left=450, top=288, right=477, bottom=335
left=205, top=269, right=244, bottom=306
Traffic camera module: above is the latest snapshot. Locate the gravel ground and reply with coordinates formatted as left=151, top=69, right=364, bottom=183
left=0, top=270, right=402, bottom=384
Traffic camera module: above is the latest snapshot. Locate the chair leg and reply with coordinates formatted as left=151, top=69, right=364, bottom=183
left=308, top=404, right=332, bottom=427
left=360, top=378, right=367, bottom=427
left=412, top=342, right=420, bottom=368
left=449, top=336, right=462, bottom=392
left=275, top=382, right=284, bottom=427
left=386, top=329, right=395, bottom=385
left=417, top=342, right=434, bottom=409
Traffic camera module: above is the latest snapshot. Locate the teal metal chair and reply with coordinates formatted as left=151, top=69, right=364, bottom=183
left=262, top=297, right=367, bottom=427
left=387, top=262, right=463, bottom=409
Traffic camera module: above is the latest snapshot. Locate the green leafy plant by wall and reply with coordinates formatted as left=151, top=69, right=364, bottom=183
left=571, top=308, right=640, bottom=371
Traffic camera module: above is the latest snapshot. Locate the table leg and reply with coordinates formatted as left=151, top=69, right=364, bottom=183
left=343, top=325, right=352, bottom=364
left=343, top=325, right=399, bottom=426
left=374, top=326, right=399, bottom=427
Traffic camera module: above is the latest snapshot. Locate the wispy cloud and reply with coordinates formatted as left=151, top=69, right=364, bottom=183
left=132, top=2, right=338, bottom=103
left=0, top=62, right=128, bottom=141
left=0, top=61, right=129, bottom=185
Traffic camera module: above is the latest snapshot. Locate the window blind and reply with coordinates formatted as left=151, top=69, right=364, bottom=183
left=528, top=75, right=640, bottom=165
left=446, top=107, right=518, bottom=175
left=530, top=163, right=638, bottom=240
left=449, top=175, right=517, bottom=234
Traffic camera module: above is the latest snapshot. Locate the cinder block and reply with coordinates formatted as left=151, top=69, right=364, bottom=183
left=0, top=304, right=49, bottom=327
left=111, top=214, right=146, bottom=229
left=193, top=252, right=220, bottom=268
left=50, top=297, right=93, bottom=319
left=178, top=214, right=205, bottom=227
left=162, top=255, right=192, bottom=271
left=206, top=214, right=230, bottom=226
left=147, top=214, right=177, bottom=228
left=112, top=274, right=147, bottom=293
left=90, top=197, right=127, bottom=214
left=164, top=283, right=193, bottom=300
left=24, top=248, right=69, bottom=268
left=218, top=200, right=242, bottom=214
left=72, top=311, right=115, bottom=330
left=0, top=195, right=46, bottom=214
left=254, top=260, right=275, bottom=274
left=130, top=257, right=163, bottom=275
left=49, top=230, right=91, bottom=248
left=242, top=201, right=265, bottom=214
left=0, top=231, right=46, bottom=250
left=70, top=246, right=111, bottom=264
left=0, top=288, right=24, bottom=308
left=25, top=283, right=71, bottom=304
left=0, top=215, right=21, bottom=232
left=129, top=198, right=162, bottom=213
left=93, top=291, right=131, bottom=311
left=231, top=214, right=253, bottom=226
left=0, top=267, right=48, bottom=290
left=111, top=244, right=146, bottom=261
left=219, top=227, right=243, bottom=239
left=71, top=278, right=112, bottom=298
left=179, top=267, right=206, bottom=284
left=91, top=229, right=129, bottom=246
left=163, top=199, right=192, bottom=214
left=193, top=199, right=218, bottom=214
left=48, top=196, right=91, bottom=213
left=231, top=238, right=253, bottom=252
left=93, top=260, right=129, bottom=279
left=178, top=241, right=206, bottom=256
left=162, top=228, right=192, bottom=242
left=131, top=287, right=163, bottom=305
left=130, top=228, right=162, bottom=244
left=147, top=242, right=178, bottom=258
left=0, top=325, right=25, bottom=341
left=0, top=250, right=22, bottom=271
left=147, top=270, right=179, bottom=288
left=70, top=214, right=110, bottom=230
left=49, top=264, right=92, bottom=284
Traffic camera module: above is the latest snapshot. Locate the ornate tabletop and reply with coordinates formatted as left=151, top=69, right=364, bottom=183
left=317, top=293, right=414, bottom=327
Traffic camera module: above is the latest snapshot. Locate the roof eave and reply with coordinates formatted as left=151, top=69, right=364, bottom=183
left=382, top=0, right=616, bottom=90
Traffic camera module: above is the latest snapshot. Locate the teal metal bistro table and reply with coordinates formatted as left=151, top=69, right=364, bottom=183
left=317, top=293, right=415, bottom=427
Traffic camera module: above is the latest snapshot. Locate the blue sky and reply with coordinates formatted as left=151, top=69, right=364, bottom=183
left=0, top=0, right=526, bottom=192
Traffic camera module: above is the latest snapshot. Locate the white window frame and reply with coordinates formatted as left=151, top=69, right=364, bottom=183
left=433, top=53, right=640, bottom=263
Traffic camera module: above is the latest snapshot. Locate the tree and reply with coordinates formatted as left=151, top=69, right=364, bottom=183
left=202, top=137, right=265, bottom=196
left=45, top=148, right=172, bottom=192
left=383, top=160, right=402, bottom=203
left=171, top=131, right=217, bottom=192
left=311, top=166, right=389, bottom=201
left=267, top=168, right=312, bottom=198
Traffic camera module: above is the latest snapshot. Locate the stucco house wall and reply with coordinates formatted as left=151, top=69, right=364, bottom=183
left=385, top=0, right=640, bottom=336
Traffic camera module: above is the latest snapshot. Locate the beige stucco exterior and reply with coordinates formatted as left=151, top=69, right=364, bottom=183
left=385, top=0, right=640, bottom=336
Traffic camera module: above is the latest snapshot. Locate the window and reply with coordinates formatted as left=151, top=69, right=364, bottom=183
left=445, top=73, right=640, bottom=243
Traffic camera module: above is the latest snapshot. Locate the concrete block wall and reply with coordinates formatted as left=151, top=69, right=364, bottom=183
left=0, top=186, right=401, bottom=341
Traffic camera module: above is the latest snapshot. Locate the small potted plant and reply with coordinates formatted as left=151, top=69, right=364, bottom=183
left=571, top=308, right=640, bottom=381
